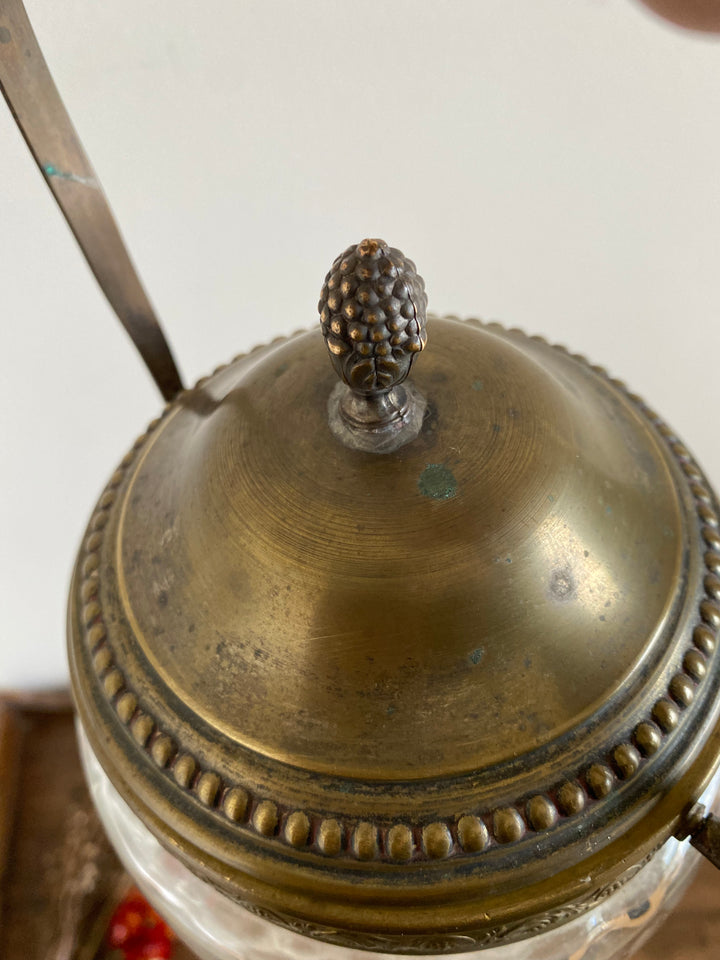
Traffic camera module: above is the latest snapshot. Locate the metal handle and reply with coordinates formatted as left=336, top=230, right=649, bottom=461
left=319, top=239, right=428, bottom=453
left=0, top=0, right=183, bottom=402
left=689, top=811, right=720, bottom=869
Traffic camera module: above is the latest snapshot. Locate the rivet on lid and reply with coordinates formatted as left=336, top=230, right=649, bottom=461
left=317, top=818, right=343, bottom=856
left=684, top=649, right=707, bottom=682
left=612, top=743, right=641, bottom=780
left=285, top=811, right=310, bottom=849
left=556, top=782, right=585, bottom=816
left=83, top=601, right=101, bottom=625
left=704, top=574, right=720, bottom=599
left=81, top=578, right=98, bottom=602
left=131, top=713, right=154, bottom=746
left=223, top=787, right=249, bottom=822
left=699, top=505, right=719, bottom=528
left=457, top=815, right=488, bottom=852
left=634, top=722, right=662, bottom=757
left=90, top=511, right=108, bottom=531
left=700, top=601, right=720, bottom=628
left=586, top=764, right=614, bottom=799
left=702, top=529, right=720, bottom=552
left=493, top=808, right=525, bottom=844
left=86, top=531, right=103, bottom=552
left=253, top=801, right=279, bottom=837
left=352, top=822, right=378, bottom=860
left=87, top=623, right=106, bottom=650
left=653, top=699, right=680, bottom=732
left=422, top=822, right=453, bottom=859
left=151, top=735, right=175, bottom=768
left=527, top=796, right=557, bottom=831
left=116, top=691, right=138, bottom=724
left=92, top=646, right=112, bottom=674
left=669, top=674, right=695, bottom=708
left=103, top=669, right=124, bottom=699
left=196, top=772, right=221, bottom=807
left=693, top=624, right=716, bottom=655
left=173, top=754, right=196, bottom=788
left=387, top=824, right=413, bottom=861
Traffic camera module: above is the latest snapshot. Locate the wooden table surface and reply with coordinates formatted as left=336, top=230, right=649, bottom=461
left=1, top=692, right=718, bottom=959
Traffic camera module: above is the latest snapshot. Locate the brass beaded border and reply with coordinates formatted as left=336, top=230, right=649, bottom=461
left=77, top=323, right=719, bottom=865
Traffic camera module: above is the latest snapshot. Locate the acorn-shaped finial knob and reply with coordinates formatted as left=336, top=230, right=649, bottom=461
left=319, top=240, right=428, bottom=453
left=319, top=239, right=427, bottom=395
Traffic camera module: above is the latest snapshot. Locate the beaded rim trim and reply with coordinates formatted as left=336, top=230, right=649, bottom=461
left=77, top=321, right=719, bottom=865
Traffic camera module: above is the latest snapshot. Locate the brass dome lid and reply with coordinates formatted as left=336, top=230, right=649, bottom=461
left=68, top=242, right=720, bottom=952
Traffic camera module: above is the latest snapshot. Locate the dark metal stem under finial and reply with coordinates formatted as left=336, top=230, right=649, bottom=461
left=319, top=239, right=428, bottom=453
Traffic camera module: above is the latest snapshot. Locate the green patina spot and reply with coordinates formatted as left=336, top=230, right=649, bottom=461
left=469, top=647, right=484, bottom=665
left=472, top=378, right=484, bottom=391
left=43, top=165, right=96, bottom=188
left=44, top=164, right=75, bottom=181
left=418, top=463, right=457, bottom=501
left=44, top=164, right=76, bottom=181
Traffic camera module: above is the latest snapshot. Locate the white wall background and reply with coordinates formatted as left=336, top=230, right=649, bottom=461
left=1, top=1, right=719, bottom=689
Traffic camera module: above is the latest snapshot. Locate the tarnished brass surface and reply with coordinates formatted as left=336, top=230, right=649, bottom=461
left=111, top=324, right=682, bottom=778
left=68, top=319, right=720, bottom=951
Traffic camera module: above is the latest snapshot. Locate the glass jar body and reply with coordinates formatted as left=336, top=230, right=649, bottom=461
left=78, top=723, right=717, bottom=960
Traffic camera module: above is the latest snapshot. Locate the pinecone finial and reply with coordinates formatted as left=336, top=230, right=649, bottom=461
left=319, top=240, right=428, bottom=453
left=319, top=239, right=427, bottom=396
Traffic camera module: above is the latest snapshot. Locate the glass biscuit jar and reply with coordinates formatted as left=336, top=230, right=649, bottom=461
left=68, top=240, right=720, bottom=960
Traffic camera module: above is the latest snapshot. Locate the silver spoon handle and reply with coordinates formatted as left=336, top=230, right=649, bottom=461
left=0, top=0, right=183, bottom=402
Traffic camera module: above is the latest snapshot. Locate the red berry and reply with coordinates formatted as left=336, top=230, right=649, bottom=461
left=106, top=888, right=175, bottom=959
